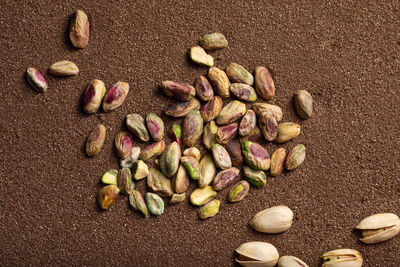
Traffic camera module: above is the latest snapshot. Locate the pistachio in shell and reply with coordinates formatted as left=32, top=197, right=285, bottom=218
left=236, top=241, right=279, bottom=267
left=278, top=256, right=309, bottom=267
left=355, top=213, right=400, bottom=244
left=249, top=206, right=293, bottom=233
left=241, top=141, right=270, bottom=171
left=321, top=249, right=363, bottom=267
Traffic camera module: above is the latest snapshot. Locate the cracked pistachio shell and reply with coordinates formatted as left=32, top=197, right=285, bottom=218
left=321, top=249, right=363, bottom=267
left=183, top=110, right=203, bottom=147
left=249, top=206, right=293, bottom=233
left=82, top=80, right=106, bottom=114
left=278, top=256, right=309, bottom=267
left=199, top=154, right=217, bottom=187
left=115, top=131, right=133, bottom=160
left=225, top=140, right=243, bottom=167
left=198, top=199, right=220, bottom=219
left=227, top=180, right=250, bottom=202
left=226, top=63, right=254, bottom=85
left=355, top=213, right=400, bottom=244
left=189, top=46, right=214, bottom=67
left=239, top=126, right=263, bottom=144
left=212, top=144, right=232, bottom=169
left=199, top=32, right=228, bottom=50
left=69, top=10, right=89, bottom=48
left=181, top=156, right=201, bottom=180
left=160, top=141, right=181, bottom=178
left=294, top=90, right=313, bottom=119
left=190, top=186, right=217, bottom=206
left=117, top=168, right=134, bottom=195
left=285, top=144, right=306, bottom=171
left=132, top=160, right=149, bottom=180
left=169, top=124, right=182, bottom=146
left=270, top=148, right=287, bottom=176
left=243, top=166, right=267, bottom=188
left=183, top=147, right=201, bottom=161
left=236, top=242, right=279, bottom=267
left=216, top=100, right=246, bottom=125
left=259, top=111, right=278, bottom=142
left=164, top=98, right=200, bottom=117
left=213, top=167, right=240, bottom=191
left=239, top=110, right=256, bottom=137
left=49, top=60, right=79, bottom=76
left=129, top=190, right=150, bottom=219
left=145, top=192, right=164, bottom=216
left=120, top=146, right=140, bottom=168
left=170, top=193, right=186, bottom=204
left=275, top=123, right=301, bottom=143
left=201, top=96, right=223, bottom=122
left=230, top=83, right=257, bottom=102
left=147, top=168, right=173, bottom=197
left=172, top=165, right=190, bottom=193
left=203, top=121, right=218, bottom=150
left=26, top=67, right=48, bottom=92
left=207, top=67, right=231, bottom=98
left=97, top=185, right=119, bottom=210
left=253, top=103, right=282, bottom=121
left=255, top=66, right=275, bottom=100
left=216, top=123, right=238, bottom=145
left=160, top=81, right=195, bottom=101
left=126, top=114, right=150, bottom=142
left=101, top=169, right=118, bottom=185
left=242, top=141, right=270, bottom=171
left=146, top=113, right=164, bottom=141
left=86, top=124, right=106, bottom=157
left=140, top=141, right=165, bottom=161
left=102, top=82, right=129, bottom=112
left=194, top=76, right=214, bottom=101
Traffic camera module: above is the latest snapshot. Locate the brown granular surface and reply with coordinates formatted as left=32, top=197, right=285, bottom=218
left=0, top=0, right=399, bottom=266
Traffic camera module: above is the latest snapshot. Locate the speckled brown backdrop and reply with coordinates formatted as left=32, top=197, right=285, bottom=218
left=0, top=0, right=399, bottom=266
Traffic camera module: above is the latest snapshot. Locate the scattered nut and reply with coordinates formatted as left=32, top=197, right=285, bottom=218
left=26, top=67, right=48, bottom=92
left=199, top=32, right=228, bottom=50
left=69, top=10, right=89, bottom=48
left=103, top=82, right=130, bottom=112
left=86, top=124, right=106, bottom=157
left=189, top=46, right=214, bottom=67
left=249, top=206, right=293, bottom=233
left=82, top=80, right=106, bottom=114
left=49, top=60, right=79, bottom=76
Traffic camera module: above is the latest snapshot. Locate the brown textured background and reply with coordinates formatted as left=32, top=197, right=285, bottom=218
left=0, top=0, right=399, bottom=266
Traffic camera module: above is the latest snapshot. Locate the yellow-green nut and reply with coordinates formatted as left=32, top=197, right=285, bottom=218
left=86, top=124, right=106, bottom=157
left=147, top=168, right=173, bottom=197
left=132, top=160, right=149, bottom=180
left=160, top=141, right=181, bottom=178
left=190, top=186, right=217, bottom=206
left=163, top=98, right=200, bottom=118
left=97, top=185, right=119, bottom=210
left=49, top=60, right=79, bottom=76
left=117, top=168, right=134, bottom=195
left=227, top=180, right=250, bottom=202
left=181, top=156, right=201, bottom=180
left=213, top=167, right=240, bottom=191
left=239, top=110, right=256, bottom=137
left=355, top=213, right=400, bottom=244
left=199, top=32, right=228, bottom=50
left=126, top=113, right=150, bottom=142
left=169, top=124, right=182, bottom=146
left=207, top=67, right=231, bottom=99
left=129, top=190, right=150, bottom=219
left=321, top=249, right=363, bottom=267
left=216, top=100, right=246, bottom=125
left=216, top=123, right=238, bottom=145
left=199, top=154, right=217, bottom=188
left=189, top=46, right=214, bottom=67
left=115, top=131, right=133, bottom=160
left=278, top=256, right=309, bottom=267
left=285, top=144, right=306, bottom=171
left=146, top=113, right=164, bottom=141
left=253, top=103, right=282, bottom=121
left=183, top=147, right=201, bottom=161
left=160, top=80, right=195, bottom=101
left=212, top=144, right=232, bottom=170
left=194, top=76, right=214, bottom=101
left=243, top=166, right=267, bottom=188
left=294, top=90, right=313, bottom=119
left=82, top=80, right=106, bottom=114
left=140, top=140, right=165, bottom=161
left=198, top=199, right=220, bottom=219
left=201, top=96, right=223, bottom=122
left=270, top=148, right=287, bottom=176
left=239, top=126, right=263, bottom=144
left=183, top=110, right=203, bottom=147
left=102, top=82, right=130, bottom=112
left=241, top=141, right=270, bottom=171
left=203, top=121, right=219, bottom=150
left=254, top=66, right=275, bottom=100
left=259, top=111, right=278, bottom=142
left=236, top=241, right=279, bottom=267
left=145, top=192, right=164, bottom=216
left=170, top=193, right=186, bottom=204
left=101, top=169, right=118, bottom=185
left=226, top=63, right=254, bottom=85
left=275, top=123, right=301, bottom=143
left=249, top=206, right=293, bottom=233
left=172, top=165, right=190, bottom=193
left=69, top=9, right=89, bottom=48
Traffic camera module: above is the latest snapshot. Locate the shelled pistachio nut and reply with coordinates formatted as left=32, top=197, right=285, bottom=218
left=321, top=249, right=363, bottom=267
left=145, top=192, right=164, bottom=216
left=190, top=186, right=217, bottom=206
left=254, top=66, right=275, bottom=100
left=189, top=46, right=214, bottom=67
left=239, top=110, right=256, bottom=137
left=226, top=63, right=254, bottom=85
left=201, top=96, right=223, bottom=122
left=194, top=76, right=214, bottom=101
left=242, top=141, right=270, bottom=171
left=69, top=10, right=89, bottom=48
left=181, top=156, right=201, bottom=180
left=355, top=213, right=400, bottom=244
left=49, top=60, right=79, bottom=76
left=239, top=126, right=263, bottom=143
left=253, top=103, right=282, bottom=121
left=170, top=193, right=186, bottom=204
left=172, top=165, right=190, bottom=193
left=199, top=32, right=228, bottom=50
left=160, top=141, right=181, bottom=178
left=213, top=167, right=240, bottom=191
left=203, top=121, right=219, bottom=150
left=216, top=100, right=246, bottom=125
left=199, top=154, right=217, bottom=187
left=147, top=168, right=173, bottom=197
left=86, top=124, right=106, bottom=157
left=228, top=180, right=250, bottom=202
left=199, top=199, right=220, bottom=219
left=115, top=131, right=133, bottom=159
left=82, top=80, right=106, bottom=114
left=285, top=144, right=306, bottom=171
left=230, top=83, right=257, bottom=102
left=129, top=190, right=150, bottom=219
left=132, top=160, right=149, bottom=180
left=270, top=148, right=287, bottom=176
left=294, top=90, right=313, bottom=119
left=243, top=166, right=267, bottom=188
left=278, top=256, right=309, bottom=267
left=183, top=147, right=201, bottom=161
left=216, top=123, right=238, bottom=145
left=164, top=98, right=200, bottom=117
left=169, top=124, right=182, bottom=146
left=212, top=144, right=232, bottom=169
left=103, top=82, right=130, bottom=112
left=183, top=110, right=203, bottom=147
left=259, top=111, right=278, bottom=141
left=120, top=146, right=140, bottom=168
left=250, top=206, right=293, bottom=233
left=97, top=185, right=119, bottom=210
left=101, top=169, right=118, bottom=185
left=26, top=67, right=48, bottom=92
left=126, top=114, right=150, bottom=142
left=207, top=67, right=231, bottom=98
left=225, top=140, right=243, bottom=167
left=140, top=140, right=165, bottom=161
left=236, top=241, right=279, bottom=267
left=275, top=123, right=301, bottom=143
left=146, top=113, right=164, bottom=141
left=117, top=168, right=134, bottom=195
left=160, top=81, right=195, bottom=101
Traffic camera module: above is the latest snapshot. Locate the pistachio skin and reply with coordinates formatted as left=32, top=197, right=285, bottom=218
left=259, top=111, right=278, bottom=142
left=203, top=121, right=219, bottom=150
left=181, top=156, right=201, bottom=180
left=285, top=144, right=306, bottom=171
left=207, top=67, right=231, bottom=99
left=147, top=168, right=173, bottom=197
left=129, top=190, right=150, bottom=219
left=226, top=63, right=254, bottom=85
left=117, top=167, right=134, bottom=195
left=239, top=110, right=256, bottom=137
left=275, top=123, right=301, bottom=143
left=253, top=103, right=282, bottom=121
left=243, top=166, right=267, bottom=188
left=140, top=141, right=165, bottom=161
left=114, top=131, right=133, bottom=160
left=216, top=100, right=246, bottom=125
left=169, top=124, right=182, bottom=146
left=199, top=154, right=217, bottom=187
left=270, top=148, right=287, bottom=176
left=170, top=193, right=186, bottom=204
left=145, top=192, right=165, bottom=216
left=69, top=10, right=89, bottom=48
left=216, top=123, right=238, bottom=145
left=224, top=140, right=243, bottom=167
left=172, top=165, right=190, bottom=193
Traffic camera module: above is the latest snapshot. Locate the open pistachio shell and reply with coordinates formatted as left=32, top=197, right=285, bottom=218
left=278, top=256, right=309, bottom=267
left=249, top=206, right=293, bottom=233
left=355, top=213, right=400, bottom=244
left=321, top=249, right=363, bottom=267
left=236, top=241, right=279, bottom=267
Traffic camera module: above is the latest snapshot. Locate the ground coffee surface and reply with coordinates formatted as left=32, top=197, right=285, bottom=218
left=1, top=0, right=399, bottom=266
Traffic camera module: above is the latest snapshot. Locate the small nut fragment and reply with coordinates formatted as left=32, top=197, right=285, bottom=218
left=198, top=199, right=220, bottom=219
left=97, top=185, right=119, bottom=210
left=199, top=154, right=216, bottom=187
left=82, top=80, right=106, bottom=114
left=164, top=98, right=200, bottom=117
left=207, top=67, right=231, bottom=98
left=212, top=144, right=232, bottom=170
left=145, top=192, right=165, bottom=216
left=270, top=148, right=287, bottom=176
left=169, top=124, right=182, bottom=146
left=26, top=67, right=47, bottom=92
left=321, top=249, right=363, bottom=267
left=213, top=167, right=240, bottom=191
left=170, top=193, right=186, bottom=204
left=216, top=100, right=246, bottom=125
left=355, top=213, right=400, bottom=244
left=243, top=166, right=267, bottom=188
left=117, top=168, right=134, bottom=195
left=115, top=131, right=133, bottom=160
left=254, top=66, right=275, bottom=100
left=216, top=123, right=238, bottom=145
left=140, top=141, right=165, bottom=161
left=101, top=169, right=118, bottom=185
left=172, top=165, right=190, bottom=193
left=285, top=144, right=306, bottom=171
left=86, top=124, right=106, bottom=157
left=147, top=168, right=173, bottom=197
left=120, top=146, right=140, bottom=168
left=239, top=110, right=256, bottom=137
left=189, top=46, right=214, bottom=67
left=239, top=126, right=263, bottom=143
left=253, top=103, right=282, bottom=121
left=249, top=206, right=293, bottom=233
left=227, top=180, right=250, bottom=202
left=201, top=96, right=223, bottom=122
left=294, top=90, right=313, bottom=119
left=225, top=140, right=243, bottom=167
left=183, top=147, right=201, bottom=161
left=126, top=114, right=150, bottom=142
left=194, top=76, right=214, bottom=101
left=242, top=141, right=270, bottom=171
left=278, top=256, right=309, bottom=267
left=182, top=110, right=203, bottom=147
left=160, top=141, right=181, bottom=178
left=203, top=121, right=218, bottom=150
left=275, top=123, right=301, bottom=143
left=181, top=156, right=201, bottom=180
left=49, top=60, right=79, bottom=76
left=199, top=32, right=228, bottom=50
left=236, top=241, right=279, bottom=267
left=129, top=190, right=150, bottom=219
left=160, top=81, right=195, bottom=101
left=132, top=160, right=149, bottom=180
left=69, top=10, right=89, bottom=48
left=102, top=82, right=130, bottom=112
left=259, top=111, right=278, bottom=141
left=190, top=186, right=217, bottom=206
left=146, top=113, right=165, bottom=141
left=226, top=63, right=254, bottom=85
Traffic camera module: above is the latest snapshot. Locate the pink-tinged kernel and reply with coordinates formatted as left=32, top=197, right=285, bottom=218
left=250, top=143, right=268, bottom=159
left=102, top=82, right=129, bottom=112
left=26, top=67, right=48, bottom=93
left=84, top=85, right=95, bottom=104
left=104, top=85, right=121, bottom=104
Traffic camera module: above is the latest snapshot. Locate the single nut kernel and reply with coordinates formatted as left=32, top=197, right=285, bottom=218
left=199, top=154, right=216, bottom=188
left=249, top=206, right=294, bottom=233
left=243, top=166, right=267, bottom=188
left=236, top=241, right=279, bottom=267
left=82, top=80, right=106, bottom=114
left=117, top=168, right=134, bottom=195
left=170, top=193, right=186, bottom=204
left=321, top=249, right=363, bottom=267
left=183, top=147, right=201, bottom=161
left=69, top=10, right=89, bottom=48
left=129, top=190, right=150, bottom=219
left=201, top=96, right=223, bottom=122
left=101, top=169, right=118, bottom=186
left=294, top=90, right=313, bottom=119
left=259, top=111, right=278, bottom=141
left=189, top=46, right=214, bottom=67
left=194, top=76, right=214, bottom=101
left=86, top=124, right=106, bottom=157
left=102, top=82, right=130, bottom=112
left=49, top=60, right=79, bottom=76
left=97, top=185, right=119, bottom=210
left=160, top=81, right=195, bottom=101
left=126, top=114, right=150, bottom=142
left=278, top=256, right=309, bottom=267
left=213, top=167, right=240, bottom=191
left=239, top=110, right=256, bottom=137
left=182, top=110, right=203, bottom=147
left=216, top=100, right=246, bottom=125
left=285, top=144, right=306, bottom=171
left=226, top=63, right=254, bottom=85
left=172, top=165, right=190, bottom=193
left=242, top=141, right=270, bottom=171
left=26, top=67, right=48, bottom=92
left=230, top=83, right=257, bottom=102
left=120, top=146, right=140, bottom=168
left=239, top=126, right=263, bottom=143
left=199, top=32, right=228, bottom=50
left=203, top=121, right=218, bottom=150
left=253, top=103, right=282, bottom=121
left=227, top=180, right=250, bottom=202
left=140, top=140, right=165, bottom=161
left=160, top=141, right=181, bottom=178
left=275, top=123, right=301, bottom=143
left=181, top=156, right=201, bottom=180
left=169, top=124, right=182, bottom=146
left=146, top=113, right=165, bottom=141
left=115, top=131, right=133, bottom=160
left=132, top=160, right=149, bottom=180
left=216, top=123, right=238, bottom=145
left=355, top=213, right=400, bottom=244
left=212, top=144, right=232, bottom=170
left=270, top=148, right=287, bottom=176
left=198, top=199, right=220, bottom=219
left=190, top=186, right=217, bottom=206
left=207, top=67, right=231, bottom=99
left=147, top=168, right=173, bottom=197
left=163, top=98, right=200, bottom=117
left=255, top=66, right=275, bottom=100
left=145, top=192, right=165, bottom=216
left=225, top=140, right=243, bottom=167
